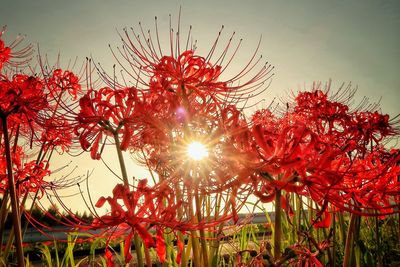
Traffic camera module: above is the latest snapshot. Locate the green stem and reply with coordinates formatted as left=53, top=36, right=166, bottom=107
left=0, top=191, right=9, bottom=255
left=1, top=116, right=25, bottom=267
left=133, top=236, right=144, bottom=267
left=3, top=192, right=29, bottom=260
left=375, top=216, right=382, bottom=267
left=209, top=193, right=224, bottom=266
left=332, top=212, right=336, bottom=267
left=144, top=242, right=152, bottom=267
left=195, top=192, right=208, bottom=267
left=274, top=189, right=282, bottom=260
left=343, top=213, right=359, bottom=267
left=175, top=186, right=189, bottom=266
left=338, top=212, right=346, bottom=245
left=188, top=192, right=201, bottom=266
left=113, top=132, right=146, bottom=267
left=113, top=132, right=129, bottom=187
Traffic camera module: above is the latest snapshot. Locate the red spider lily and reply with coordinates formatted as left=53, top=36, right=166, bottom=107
left=30, top=67, right=83, bottom=154
left=0, top=145, right=24, bottom=191
left=294, top=89, right=350, bottom=131
left=91, top=179, right=233, bottom=264
left=92, top=180, right=183, bottom=264
left=104, top=249, right=115, bottom=267
left=0, top=74, right=47, bottom=119
left=348, top=111, right=393, bottom=150
left=0, top=145, right=49, bottom=196
left=287, top=234, right=331, bottom=267
left=100, top=17, right=273, bottom=108
left=314, top=149, right=400, bottom=215
left=0, top=38, right=11, bottom=70
left=251, top=85, right=400, bottom=216
left=137, top=100, right=256, bottom=195
left=0, top=26, right=33, bottom=72
left=46, top=68, right=81, bottom=100
left=289, top=246, right=324, bottom=267
left=293, top=88, right=398, bottom=154
left=14, top=160, right=50, bottom=196
left=251, top=111, right=320, bottom=192
left=281, top=194, right=294, bottom=217
left=75, top=86, right=141, bottom=159
left=38, top=116, right=73, bottom=152
left=176, top=235, right=185, bottom=264
left=149, top=50, right=228, bottom=99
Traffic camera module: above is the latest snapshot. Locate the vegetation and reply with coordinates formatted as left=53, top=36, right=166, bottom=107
left=0, top=14, right=399, bottom=267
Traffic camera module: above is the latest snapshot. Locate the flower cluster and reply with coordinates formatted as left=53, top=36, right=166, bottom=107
left=2, top=17, right=399, bottom=267
left=251, top=87, right=400, bottom=215
left=66, top=21, right=400, bottom=265
left=0, top=29, right=83, bottom=267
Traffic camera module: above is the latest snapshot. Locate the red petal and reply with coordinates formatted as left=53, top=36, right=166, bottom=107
left=252, top=124, right=272, bottom=156
left=156, top=228, right=166, bottom=263
left=90, top=133, right=102, bottom=160
left=105, top=249, right=115, bottom=267
left=176, top=236, right=184, bottom=264
left=95, top=196, right=107, bottom=208
left=124, top=231, right=133, bottom=264
left=135, top=223, right=155, bottom=248
left=281, top=195, right=294, bottom=217
left=120, top=126, right=131, bottom=151
left=313, top=211, right=332, bottom=228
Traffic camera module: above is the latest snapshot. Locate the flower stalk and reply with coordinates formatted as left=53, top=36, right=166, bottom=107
left=343, top=213, right=360, bottom=267
left=1, top=115, right=25, bottom=267
left=273, top=188, right=282, bottom=260
left=113, top=132, right=148, bottom=267
left=195, top=191, right=209, bottom=267
left=113, top=132, right=129, bottom=187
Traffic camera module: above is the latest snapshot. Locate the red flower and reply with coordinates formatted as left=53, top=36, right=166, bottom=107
left=289, top=245, right=324, bottom=267
left=0, top=74, right=47, bottom=119
left=251, top=110, right=320, bottom=195
left=294, top=89, right=350, bottom=130
left=0, top=26, right=33, bottom=72
left=0, top=146, right=49, bottom=196
left=15, top=160, right=50, bottom=196
left=75, top=86, right=141, bottom=159
left=149, top=50, right=228, bottom=98
left=251, top=85, right=400, bottom=215
left=106, top=20, right=273, bottom=107
left=47, top=68, right=81, bottom=100
left=0, top=146, right=23, bottom=192
left=92, top=180, right=182, bottom=263
left=0, top=38, right=11, bottom=70
left=349, top=111, right=393, bottom=148
left=104, top=249, right=115, bottom=267
left=91, top=178, right=233, bottom=264
left=39, top=116, right=73, bottom=152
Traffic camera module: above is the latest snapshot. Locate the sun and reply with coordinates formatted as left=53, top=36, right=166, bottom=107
left=187, top=141, right=209, bottom=161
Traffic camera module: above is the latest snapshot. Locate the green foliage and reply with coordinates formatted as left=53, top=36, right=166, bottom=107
left=37, top=235, right=89, bottom=267
left=5, top=210, right=399, bottom=266
left=359, top=216, right=400, bottom=267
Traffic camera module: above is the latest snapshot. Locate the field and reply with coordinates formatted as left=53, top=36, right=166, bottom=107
left=0, top=4, right=400, bottom=266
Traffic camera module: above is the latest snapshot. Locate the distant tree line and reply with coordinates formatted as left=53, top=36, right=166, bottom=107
left=0, top=198, right=93, bottom=229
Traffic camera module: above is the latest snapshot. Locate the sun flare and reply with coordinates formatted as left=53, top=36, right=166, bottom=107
left=187, top=141, right=209, bottom=161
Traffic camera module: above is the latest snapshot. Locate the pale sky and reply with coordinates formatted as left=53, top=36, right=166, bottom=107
left=1, top=0, right=399, bottom=213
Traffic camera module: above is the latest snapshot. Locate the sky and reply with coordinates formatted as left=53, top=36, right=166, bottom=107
left=1, top=0, right=399, bottom=213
